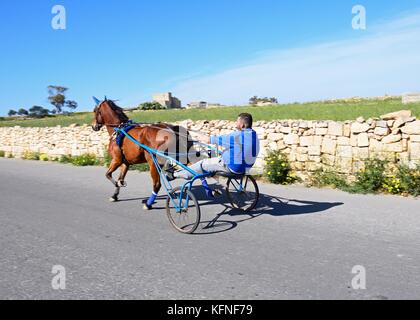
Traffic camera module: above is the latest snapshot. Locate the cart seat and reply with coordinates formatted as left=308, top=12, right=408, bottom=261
left=213, top=171, right=248, bottom=178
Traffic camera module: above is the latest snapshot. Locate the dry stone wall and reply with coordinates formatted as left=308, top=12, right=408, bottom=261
left=0, top=112, right=419, bottom=180
left=0, top=124, right=110, bottom=159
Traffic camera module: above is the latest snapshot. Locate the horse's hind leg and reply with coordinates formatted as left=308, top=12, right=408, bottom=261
left=106, top=160, right=122, bottom=202
left=143, top=159, right=162, bottom=210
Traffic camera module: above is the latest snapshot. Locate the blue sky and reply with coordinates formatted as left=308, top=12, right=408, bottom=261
left=1, top=0, right=420, bottom=115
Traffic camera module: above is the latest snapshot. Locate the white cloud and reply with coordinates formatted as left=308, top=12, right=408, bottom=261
left=171, top=11, right=420, bottom=105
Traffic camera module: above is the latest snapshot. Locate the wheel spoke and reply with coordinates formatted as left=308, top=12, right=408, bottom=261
left=166, top=187, right=200, bottom=234
left=226, top=176, right=259, bottom=212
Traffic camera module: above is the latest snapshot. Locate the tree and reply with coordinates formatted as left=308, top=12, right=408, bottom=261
left=139, top=101, right=165, bottom=110
left=249, top=96, right=278, bottom=105
left=29, top=106, right=50, bottom=118
left=249, top=96, right=258, bottom=105
left=8, top=110, right=17, bottom=117
left=47, top=85, right=78, bottom=113
left=18, top=108, right=29, bottom=116
left=65, top=100, right=78, bottom=111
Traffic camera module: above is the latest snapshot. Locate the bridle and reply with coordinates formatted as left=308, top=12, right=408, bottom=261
left=93, top=102, right=131, bottom=130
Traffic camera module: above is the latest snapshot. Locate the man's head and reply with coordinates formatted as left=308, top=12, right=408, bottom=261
left=236, top=113, right=253, bottom=130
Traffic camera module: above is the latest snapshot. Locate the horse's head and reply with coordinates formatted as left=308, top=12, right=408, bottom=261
left=92, top=98, right=105, bottom=131
left=91, top=97, right=129, bottom=131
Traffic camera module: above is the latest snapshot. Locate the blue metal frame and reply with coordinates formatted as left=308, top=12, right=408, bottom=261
left=115, top=128, right=214, bottom=213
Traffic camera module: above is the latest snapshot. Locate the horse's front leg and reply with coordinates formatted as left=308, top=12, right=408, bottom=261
left=106, top=160, right=123, bottom=202
left=143, top=160, right=162, bottom=210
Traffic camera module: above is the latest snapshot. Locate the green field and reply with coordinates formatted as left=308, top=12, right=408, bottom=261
left=1, top=98, right=419, bottom=128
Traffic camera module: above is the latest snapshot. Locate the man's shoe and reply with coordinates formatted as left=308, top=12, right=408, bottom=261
left=165, top=165, right=176, bottom=182
left=166, top=171, right=175, bottom=182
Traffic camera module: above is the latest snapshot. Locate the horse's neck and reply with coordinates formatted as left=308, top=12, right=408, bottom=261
left=105, top=125, right=117, bottom=136
left=104, top=114, right=123, bottom=136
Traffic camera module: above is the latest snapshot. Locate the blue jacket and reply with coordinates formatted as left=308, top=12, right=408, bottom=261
left=210, top=129, right=260, bottom=174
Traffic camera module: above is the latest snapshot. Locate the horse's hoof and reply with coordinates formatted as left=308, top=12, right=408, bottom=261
left=109, top=197, right=118, bottom=202
left=143, top=204, right=152, bottom=211
left=117, top=181, right=127, bottom=188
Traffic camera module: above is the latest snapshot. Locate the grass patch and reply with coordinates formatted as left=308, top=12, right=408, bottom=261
left=39, top=154, right=49, bottom=161
left=311, top=169, right=350, bottom=190
left=350, top=159, right=387, bottom=194
left=310, top=160, right=420, bottom=197
left=22, top=151, right=40, bottom=161
left=71, top=154, right=100, bottom=166
left=59, top=155, right=73, bottom=164
left=129, top=163, right=150, bottom=172
left=264, top=150, right=298, bottom=185
left=1, top=98, right=419, bottom=127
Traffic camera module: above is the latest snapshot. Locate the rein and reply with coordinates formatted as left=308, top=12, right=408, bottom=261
left=103, top=121, right=211, bottom=141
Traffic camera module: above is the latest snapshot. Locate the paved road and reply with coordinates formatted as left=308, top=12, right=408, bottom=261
left=0, top=158, right=419, bottom=300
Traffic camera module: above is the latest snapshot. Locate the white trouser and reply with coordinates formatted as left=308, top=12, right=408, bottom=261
left=174, top=157, right=231, bottom=180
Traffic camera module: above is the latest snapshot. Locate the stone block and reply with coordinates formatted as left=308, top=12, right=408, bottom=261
left=376, top=120, right=388, bottom=128
left=321, top=138, right=337, bottom=155
left=267, top=133, right=283, bottom=142
left=381, top=110, right=412, bottom=120
left=268, top=142, right=279, bottom=151
left=351, top=122, right=370, bottom=134
left=336, top=157, right=353, bottom=174
left=353, top=147, right=369, bottom=160
left=357, top=133, right=369, bottom=147
left=284, top=134, right=299, bottom=145
left=260, top=140, right=269, bottom=148
left=409, top=142, right=420, bottom=160
left=277, top=141, right=287, bottom=150
left=316, top=128, right=328, bottom=135
left=328, top=122, right=343, bottom=136
left=410, top=135, right=420, bottom=142
left=308, top=146, right=321, bottom=156
left=316, top=121, right=328, bottom=128
left=300, top=136, right=314, bottom=147
left=382, top=134, right=402, bottom=144
left=374, top=127, right=389, bottom=136
left=321, top=154, right=336, bottom=166
left=308, top=155, right=322, bottom=163
left=383, top=142, right=403, bottom=153
left=306, top=162, right=322, bottom=172
left=297, top=153, right=309, bottom=162
left=281, top=127, right=292, bottom=134
left=337, top=137, right=350, bottom=146
left=336, top=146, right=352, bottom=158
left=343, top=124, right=351, bottom=137
left=401, top=121, right=420, bottom=135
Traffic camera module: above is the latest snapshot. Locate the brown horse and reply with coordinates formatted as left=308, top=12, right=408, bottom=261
left=91, top=98, right=191, bottom=209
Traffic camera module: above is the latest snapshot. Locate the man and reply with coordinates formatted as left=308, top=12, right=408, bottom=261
left=167, top=113, right=260, bottom=181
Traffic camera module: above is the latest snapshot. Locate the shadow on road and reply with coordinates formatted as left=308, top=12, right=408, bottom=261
left=115, top=187, right=343, bottom=235
left=191, top=188, right=344, bottom=235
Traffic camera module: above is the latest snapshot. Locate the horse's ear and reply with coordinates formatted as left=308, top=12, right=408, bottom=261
left=104, top=96, right=108, bottom=101
left=93, top=97, right=101, bottom=105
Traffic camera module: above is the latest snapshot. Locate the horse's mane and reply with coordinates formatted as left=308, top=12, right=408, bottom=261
left=106, top=99, right=129, bottom=123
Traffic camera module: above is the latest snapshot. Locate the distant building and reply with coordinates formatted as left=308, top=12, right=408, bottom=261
left=207, top=103, right=225, bottom=109
left=186, top=102, right=227, bottom=109
left=186, top=101, right=208, bottom=109
left=402, top=93, right=420, bottom=104
left=256, top=101, right=277, bottom=107
left=152, top=92, right=182, bottom=109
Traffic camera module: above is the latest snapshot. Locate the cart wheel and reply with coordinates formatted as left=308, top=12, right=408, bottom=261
left=226, top=175, right=259, bottom=212
left=166, top=186, right=201, bottom=234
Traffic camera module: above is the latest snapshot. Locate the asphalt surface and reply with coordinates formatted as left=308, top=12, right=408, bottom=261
left=0, top=158, right=419, bottom=300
